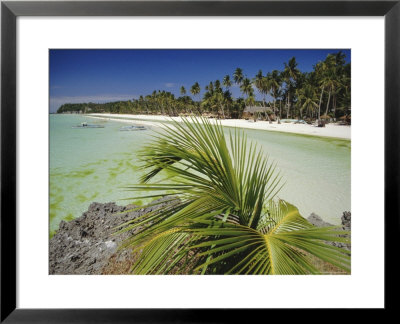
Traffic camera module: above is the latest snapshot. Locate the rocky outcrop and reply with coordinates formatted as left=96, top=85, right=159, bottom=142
left=50, top=201, right=351, bottom=274
left=49, top=197, right=173, bottom=275
left=341, top=211, right=351, bottom=231
left=307, top=211, right=351, bottom=251
left=307, top=213, right=334, bottom=227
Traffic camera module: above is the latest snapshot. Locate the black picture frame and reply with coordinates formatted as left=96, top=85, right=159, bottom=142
left=1, top=0, right=398, bottom=322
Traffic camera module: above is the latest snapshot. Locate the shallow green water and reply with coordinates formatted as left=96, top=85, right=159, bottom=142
left=50, top=115, right=350, bottom=235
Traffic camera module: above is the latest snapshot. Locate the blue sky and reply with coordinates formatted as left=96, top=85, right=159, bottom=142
left=49, top=49, right=350, bottom=112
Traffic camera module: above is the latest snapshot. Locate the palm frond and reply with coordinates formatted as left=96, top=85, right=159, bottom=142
left=119, top=117, right=350, bottom=275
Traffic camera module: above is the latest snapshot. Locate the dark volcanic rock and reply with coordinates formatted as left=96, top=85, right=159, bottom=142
left=51, top=202, right=350, bottom=274
left=307, top=211, right=351, bottom=251
left=341, top=211, right=351, bottom=231
left=307, top=213, right=333, bottom=227
left=49, top=197, right=174, bottom=275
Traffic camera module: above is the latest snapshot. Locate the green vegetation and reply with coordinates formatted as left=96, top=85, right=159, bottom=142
left=57, top=52, right=351, bottom=123
left=118, top=118, right=350, bottom=274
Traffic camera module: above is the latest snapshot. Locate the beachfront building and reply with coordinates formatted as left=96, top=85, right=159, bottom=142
left=243, top=106, right=274, bottom=122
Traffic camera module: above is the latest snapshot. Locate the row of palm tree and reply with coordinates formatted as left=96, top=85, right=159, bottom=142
left=57, top=52, right=351, bottom=122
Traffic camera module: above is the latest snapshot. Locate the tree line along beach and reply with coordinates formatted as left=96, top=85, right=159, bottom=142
left=57, top=52, right=350, bottom=129
left=50, top=50, right=351, bottom=274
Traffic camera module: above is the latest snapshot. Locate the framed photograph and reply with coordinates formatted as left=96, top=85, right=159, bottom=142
left=1, top=0, right=397, bottom=321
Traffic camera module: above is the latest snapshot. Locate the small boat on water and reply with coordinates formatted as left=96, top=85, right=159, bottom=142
left=119, top=125, right=147, bottom=131
left=72, top=122, right=105, bottom=129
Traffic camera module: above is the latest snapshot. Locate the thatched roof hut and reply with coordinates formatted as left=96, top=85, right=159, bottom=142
left=243, top=106, right=267, bottom=114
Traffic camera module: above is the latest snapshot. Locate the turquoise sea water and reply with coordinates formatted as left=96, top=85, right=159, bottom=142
left=50, top=114, right=350, bottom=235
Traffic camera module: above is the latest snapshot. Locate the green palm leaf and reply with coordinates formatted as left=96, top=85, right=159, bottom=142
left=119, top=117, right=350, bottom=275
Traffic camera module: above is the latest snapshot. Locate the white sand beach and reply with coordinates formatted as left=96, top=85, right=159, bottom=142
left=87, top=113, right=351, bottom=140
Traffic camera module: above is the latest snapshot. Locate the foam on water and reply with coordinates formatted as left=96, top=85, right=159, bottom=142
left=50, top=115, right=350, bottom=235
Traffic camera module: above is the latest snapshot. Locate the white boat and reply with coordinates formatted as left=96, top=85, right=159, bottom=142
left=72, top=122, right=105, bottom=128
left=119, top=125, right=147, bottom=131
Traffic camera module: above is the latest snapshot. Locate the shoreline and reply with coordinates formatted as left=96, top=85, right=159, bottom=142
left=85, top=113, right=351, bottom=140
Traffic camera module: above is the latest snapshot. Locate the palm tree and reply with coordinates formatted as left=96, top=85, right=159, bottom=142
left=202, top=82, right=216, bottom=115
left=297, top=84, right=319, bottom=119
left=180, top=86, right=192, bottom=114
left=223, top=89, right=233, bottom=118
left=138, top=95, right=145, bottom=114
left=164, top=92, right=174, bottom=116
left=213, top=80, right=225, bottom=118
left=331, top=52, right=347, bottom=119
left=254, top=70, right=272, bottom=122
left=190, top=82, right=201, bottom=114
left=276, top=88, right=284, bottom=123
left=234, top=97, right=246, bottom=119
left=151, top=90, right=159, bottom=114
left=240, top=78, right=255, bottom=120
left=205, top=81, right=214, bottom=93
left=321, top=68, right=340, bottom=118
left=119, top=118, right=351, bottom=274
left=214, top=80, right=221, bottom=91
left=223, top=75, right=232, bottom=117
left=157, top=90, right=166, bottom=115
left=284, top=57, right=301, bottom=82
left=317, top=54, right=342, bottom=120
left=180, top=86, right=186, bottom=96
left=233, top=68, right=244, bottom=86
left=314, top=61, right=327, bottom=123
left=240, top=77, right=253, bottom=102
left=201, top=89, right=213, bottom=113
left=268, top=70, right=282, bottom=121
left=254, top=70, right=265, bottom=101
left=254, top=70, right=268, bottom=106
left=335, top=63, right=351, bottom=119
left=223, top=75, right=232, bottom=90
left=282, top=57, right=300, bottom=118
